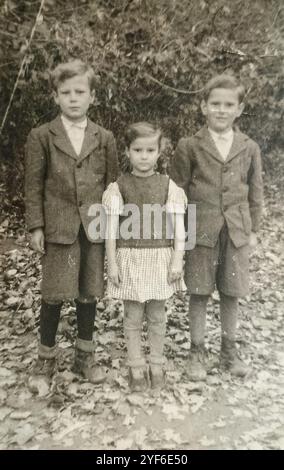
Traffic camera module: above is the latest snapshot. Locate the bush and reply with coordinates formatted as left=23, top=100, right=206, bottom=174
left=0, top=0, right=283, bottom=203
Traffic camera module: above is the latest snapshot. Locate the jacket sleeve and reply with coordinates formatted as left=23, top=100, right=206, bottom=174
left=169, top=138, right=191, bottom=195
left=248, top=141, right=264, bottom=232
left=24, top=128, right=46, bottom=231
left=105, top=130, right=119, bottom=187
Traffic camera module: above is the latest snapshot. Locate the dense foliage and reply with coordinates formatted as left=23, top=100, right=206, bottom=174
left=0, top=0, right=283, bottom=196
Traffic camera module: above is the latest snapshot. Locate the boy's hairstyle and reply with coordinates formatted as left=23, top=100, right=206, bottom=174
left=203, top=74, right=245, bottom=103
left=50, top=59, right=96, bottom=91
left=125, top=122, right=162, bottom=148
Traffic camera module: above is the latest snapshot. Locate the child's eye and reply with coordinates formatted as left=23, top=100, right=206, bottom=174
left=148, top=148, right=156, bottom=153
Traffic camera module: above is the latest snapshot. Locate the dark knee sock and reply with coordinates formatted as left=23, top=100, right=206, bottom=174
left=75, top=300, right=96, bottom=341
left=189, top=294, right=209, bottom=346
left=220, top=293, right=238, bottom=341
left=40, top=300, right=62, bottom=347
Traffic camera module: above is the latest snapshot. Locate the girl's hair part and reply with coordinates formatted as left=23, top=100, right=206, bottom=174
left=50, top=59, right=96, bottom=91
left=125, top=122, right=162, bottom=148
left=203, top=74, right=245, bottom=103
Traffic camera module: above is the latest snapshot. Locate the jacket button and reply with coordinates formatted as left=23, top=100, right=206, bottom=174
left=223, top=186, right=229, bottom=192
left=77, top=162, right=82, bottom=169
left=79, top=201, right=83, bottom=207
left=223, top=166, right=228, bottom=172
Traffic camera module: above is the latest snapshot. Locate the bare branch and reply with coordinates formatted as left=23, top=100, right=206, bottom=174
left=144, top=73, right=204, bottom=95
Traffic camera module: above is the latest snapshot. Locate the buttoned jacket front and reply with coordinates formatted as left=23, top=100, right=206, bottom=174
left=170, top=127, right=263, bottom=248
left=25, top=115, right=118, bottom=244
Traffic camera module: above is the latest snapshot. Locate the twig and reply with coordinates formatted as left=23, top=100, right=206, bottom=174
left=0, top=0, right=46, bottom=136
left=144, top=73, right=204, bottom=95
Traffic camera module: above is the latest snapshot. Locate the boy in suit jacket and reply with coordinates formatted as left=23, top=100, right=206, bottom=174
left=25, top=60, right=118, bottom=385
left=170, top=74, right=263, bottom=380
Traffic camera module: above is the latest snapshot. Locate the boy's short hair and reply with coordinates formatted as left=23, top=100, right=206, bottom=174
left=125, top=122, right=162, bottom=148
left=204, top=74, right=245, bottom=103
left=50, top=59, right=96, bottom=91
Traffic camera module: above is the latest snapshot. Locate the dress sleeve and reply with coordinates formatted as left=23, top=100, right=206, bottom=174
left=166, top=179, right=188, bottom=214
left=102, top=182, right=124, bottom=215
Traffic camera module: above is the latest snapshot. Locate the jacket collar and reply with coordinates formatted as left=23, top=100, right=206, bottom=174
left=49, top=115, right=100, bottom=161
left=195, top=126, right=249, bottom=163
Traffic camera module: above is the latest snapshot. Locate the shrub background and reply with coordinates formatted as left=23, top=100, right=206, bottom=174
left=0, top=0, right=283, bottom=211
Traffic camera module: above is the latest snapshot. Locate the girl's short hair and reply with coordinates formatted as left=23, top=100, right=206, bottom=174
left=204, top=74, right=245, bottom=103
left=50, top=59, right=96, bottom=91
left=125, top=122, right=162, bottom=148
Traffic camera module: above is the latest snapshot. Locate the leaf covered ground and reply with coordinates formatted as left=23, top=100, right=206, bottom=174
left=0, top=172, right=283, bottom=450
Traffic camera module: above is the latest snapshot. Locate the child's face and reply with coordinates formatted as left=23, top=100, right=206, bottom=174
left=201, top=88, right=244, bottom=133
left=54, top=73, right=94, bottom=122
left=126, top=135, right=160, bottom=177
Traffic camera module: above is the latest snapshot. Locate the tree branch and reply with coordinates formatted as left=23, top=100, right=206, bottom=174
left=0, top=0, right=46, bottom=136
left=144, top=73, right=204, bottom=95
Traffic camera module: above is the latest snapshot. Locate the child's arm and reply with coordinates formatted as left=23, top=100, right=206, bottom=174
left=106, top=132, right=119, bottom=187
left=168, top=214, right=186, bottom=284
left=25, top=128, right=47, bottom=254
left=248, top=142, right=264, bottom=248
left=105, top=213, right=120, bottom=287
left=169, top=138, right=191, bottom=194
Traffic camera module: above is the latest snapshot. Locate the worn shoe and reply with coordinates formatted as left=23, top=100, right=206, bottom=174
left=128, top=367, right=149, bottom=392
left=149, top=365, right=166, bottom=389
left=220, top=337, right=250, bottom=377
left=32, top=356, right=56, bottom=378
left=186, top=344, right=207, bottom=382
left=72, top=349, right=106, bottom=384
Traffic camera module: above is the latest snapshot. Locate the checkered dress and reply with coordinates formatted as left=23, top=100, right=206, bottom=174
left=102, top=177, right=187, bottom=302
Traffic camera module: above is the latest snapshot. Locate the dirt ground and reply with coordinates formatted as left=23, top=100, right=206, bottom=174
left=0, top=182, right=283, bottom=450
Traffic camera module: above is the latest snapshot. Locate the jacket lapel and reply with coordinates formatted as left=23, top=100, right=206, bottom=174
left=226, top=131, right=249, bottom=162
left=196, top=127, right=224, bottom=163
left=196, top=126, right=249, bottom=163
left=78, top=119, right=100, bottom=162
left=49, top=115, right=78, bottom=160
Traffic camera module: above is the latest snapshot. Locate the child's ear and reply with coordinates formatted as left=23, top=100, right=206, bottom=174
left=237, top=102, right=245, bottom=117
left=53, top=91, right=59, bottom=105
left=201, top=100, right=207, bottom=116
left=90, top=89, right=95, bottom=104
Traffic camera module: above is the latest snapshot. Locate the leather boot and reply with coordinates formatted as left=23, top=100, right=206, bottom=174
left=72, top=339, right=106, bottom=384
left=186, top=343, right=207, bottom=382
left=220, top=336, right=250, bottom=377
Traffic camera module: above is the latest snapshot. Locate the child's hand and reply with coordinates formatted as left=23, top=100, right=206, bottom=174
left=168, top=257, right=183, bottom=284
left=108, top=262, right=121, bottom=287
left=249, top=231, right=258, bottom=249
left=30, top=228, right=45, bottom=254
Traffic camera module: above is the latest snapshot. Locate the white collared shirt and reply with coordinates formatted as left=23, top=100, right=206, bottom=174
left=61, top=115, right=87, bottom=156
left=208, top=128, right=234, bottom=161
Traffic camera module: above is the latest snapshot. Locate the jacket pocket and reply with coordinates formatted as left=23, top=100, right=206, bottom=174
left=239, top=203, right=252, bottom=235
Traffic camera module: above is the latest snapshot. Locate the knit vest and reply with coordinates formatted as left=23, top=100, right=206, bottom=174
left=116, top=173, right=173, bottom=248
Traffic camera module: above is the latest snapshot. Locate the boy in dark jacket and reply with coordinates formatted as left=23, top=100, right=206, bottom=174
left=25, top=60, right=118, bottom=384
left=170, top=74, right=263, bottom=380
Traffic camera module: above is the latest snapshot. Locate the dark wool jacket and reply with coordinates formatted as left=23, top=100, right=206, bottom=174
left=25, top=115, right=118, bottom=244
left=170, top=127, right=263, bottom=248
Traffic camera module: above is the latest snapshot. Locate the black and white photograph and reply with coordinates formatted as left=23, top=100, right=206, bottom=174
left=0, top=0, right=283, bottom=453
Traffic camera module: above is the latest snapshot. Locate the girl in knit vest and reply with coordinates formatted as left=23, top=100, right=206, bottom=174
left=103, top=122, right=187, bottom=391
